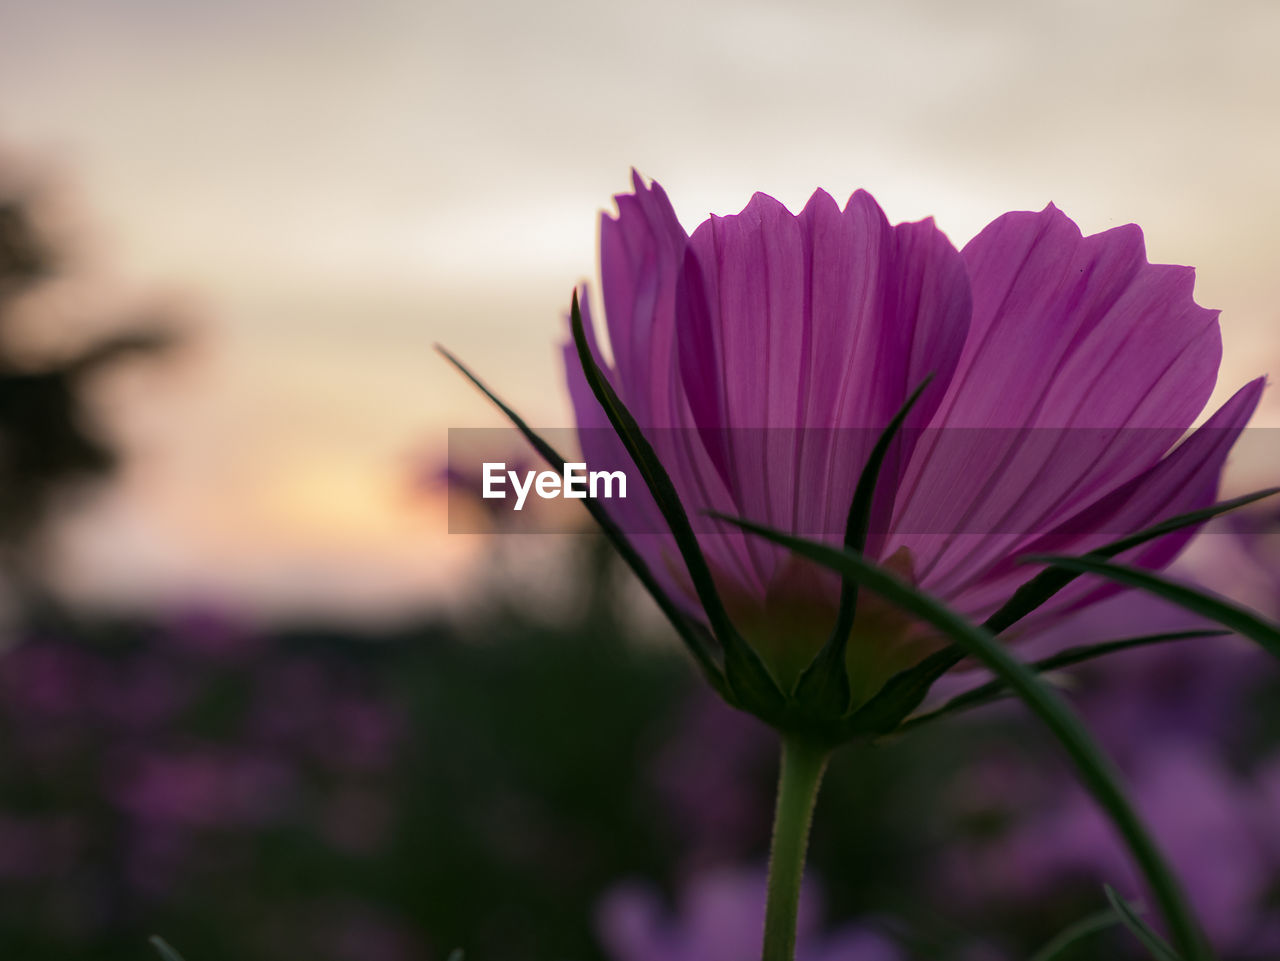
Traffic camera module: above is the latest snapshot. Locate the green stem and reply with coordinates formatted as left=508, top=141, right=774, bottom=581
left=762, top=734, right=831, bottom=961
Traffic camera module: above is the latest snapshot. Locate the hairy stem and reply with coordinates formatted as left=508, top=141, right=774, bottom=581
left=762, top=734, right=831, bottom=961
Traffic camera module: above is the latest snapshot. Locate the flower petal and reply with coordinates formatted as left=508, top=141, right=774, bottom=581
left=581, top=178, right=773, bottom=605
left=565, top=291, right=764, bottom=612
left=945, top=376, right=1265, bottom=623
left=600, top=170, right=689, bottom=426
left=894, top=204, right=1224, bottom=594
left=675, top=189, right=971, bottom=591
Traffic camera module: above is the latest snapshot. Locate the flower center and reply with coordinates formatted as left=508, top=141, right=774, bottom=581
left=721, top=546, right=942, bottom=708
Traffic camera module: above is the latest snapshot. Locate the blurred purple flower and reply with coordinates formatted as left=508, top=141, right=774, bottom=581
left=565, top=174, right=1262, bottom=691
left=0, top=641, right=94, bottom=718
left=596, top=866, right=902, bottom=961
left=245, top=657, right=402, bottom=767
left=93, top=657, right=193, bottom=729
left=124, top=823, right=196, bottom=901
left=107, top=747, right=296, bottom=828
left=934, top=586, right=1280, bottom=953
left=931, top=585, right=1266, bottom=760
left=432, top=455, right=537, bottom=530
left=1003, top=746, right=1269, bottom=952
left=0, top=813, right=82, bottom=880
left=0, top=622, right=410, bottom=942
left=1204, top=508, right=1280, bottom=619
left=161, top=603, right=263, bottom=663
left=318, top=695, right=404, bottom=773
left=648, top=691, right=775, bottom=865
left=249, top=657, right=333, bottom=744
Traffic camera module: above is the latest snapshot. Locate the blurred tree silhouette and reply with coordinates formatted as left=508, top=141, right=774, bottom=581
left=0, top=181, right=172, bottom=606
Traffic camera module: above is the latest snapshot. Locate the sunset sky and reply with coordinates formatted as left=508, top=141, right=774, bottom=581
left=2, top=0, right=1278, bottom=618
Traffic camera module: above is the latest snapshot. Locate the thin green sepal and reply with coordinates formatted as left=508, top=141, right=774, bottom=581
left=792, top=374, right=934, bottom=717
left=436, top=343, right=727, bottom=695
left=1026, top=554, right=1280, bottom=658
left=900, top=629, right=1229, bottom=731
left=986, top=488, right=1279, bottom=635
left=567, top=292, right=784, bottom=716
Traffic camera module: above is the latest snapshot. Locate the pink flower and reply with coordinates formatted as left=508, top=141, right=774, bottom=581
left=596, top=867, right=903, bottom=961
left=565, top=173, right=1262, bottom=703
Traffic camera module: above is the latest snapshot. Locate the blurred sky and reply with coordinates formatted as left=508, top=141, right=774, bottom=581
left=1, top=0, right=1278, bottom=619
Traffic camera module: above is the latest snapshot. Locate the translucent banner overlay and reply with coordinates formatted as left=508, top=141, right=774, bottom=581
left=445, top=427, right=1279, bottom=535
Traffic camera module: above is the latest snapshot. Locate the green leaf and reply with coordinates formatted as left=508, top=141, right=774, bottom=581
left=984, top=488, right=1279, bottom=635
left=1105, top=885, right=1183, bottom=961
left=446, top=952, right=465, bottom=961
left=844, top=645, right=963, bottom=736
left=901, top=629, right=1228, bottom=730
left=149, top=937, right=186, bottom=961
left=793, top=374, right=934, bottom=717
left=435, top=342, right=726, bottom=695
left=1027, top=554, right=1280, bottom=659
left=1027, top=906, right=1125, bottom=961
left=710, top=513, right=1212, bottom=961
left=567, top=293, right=784, bottom=716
